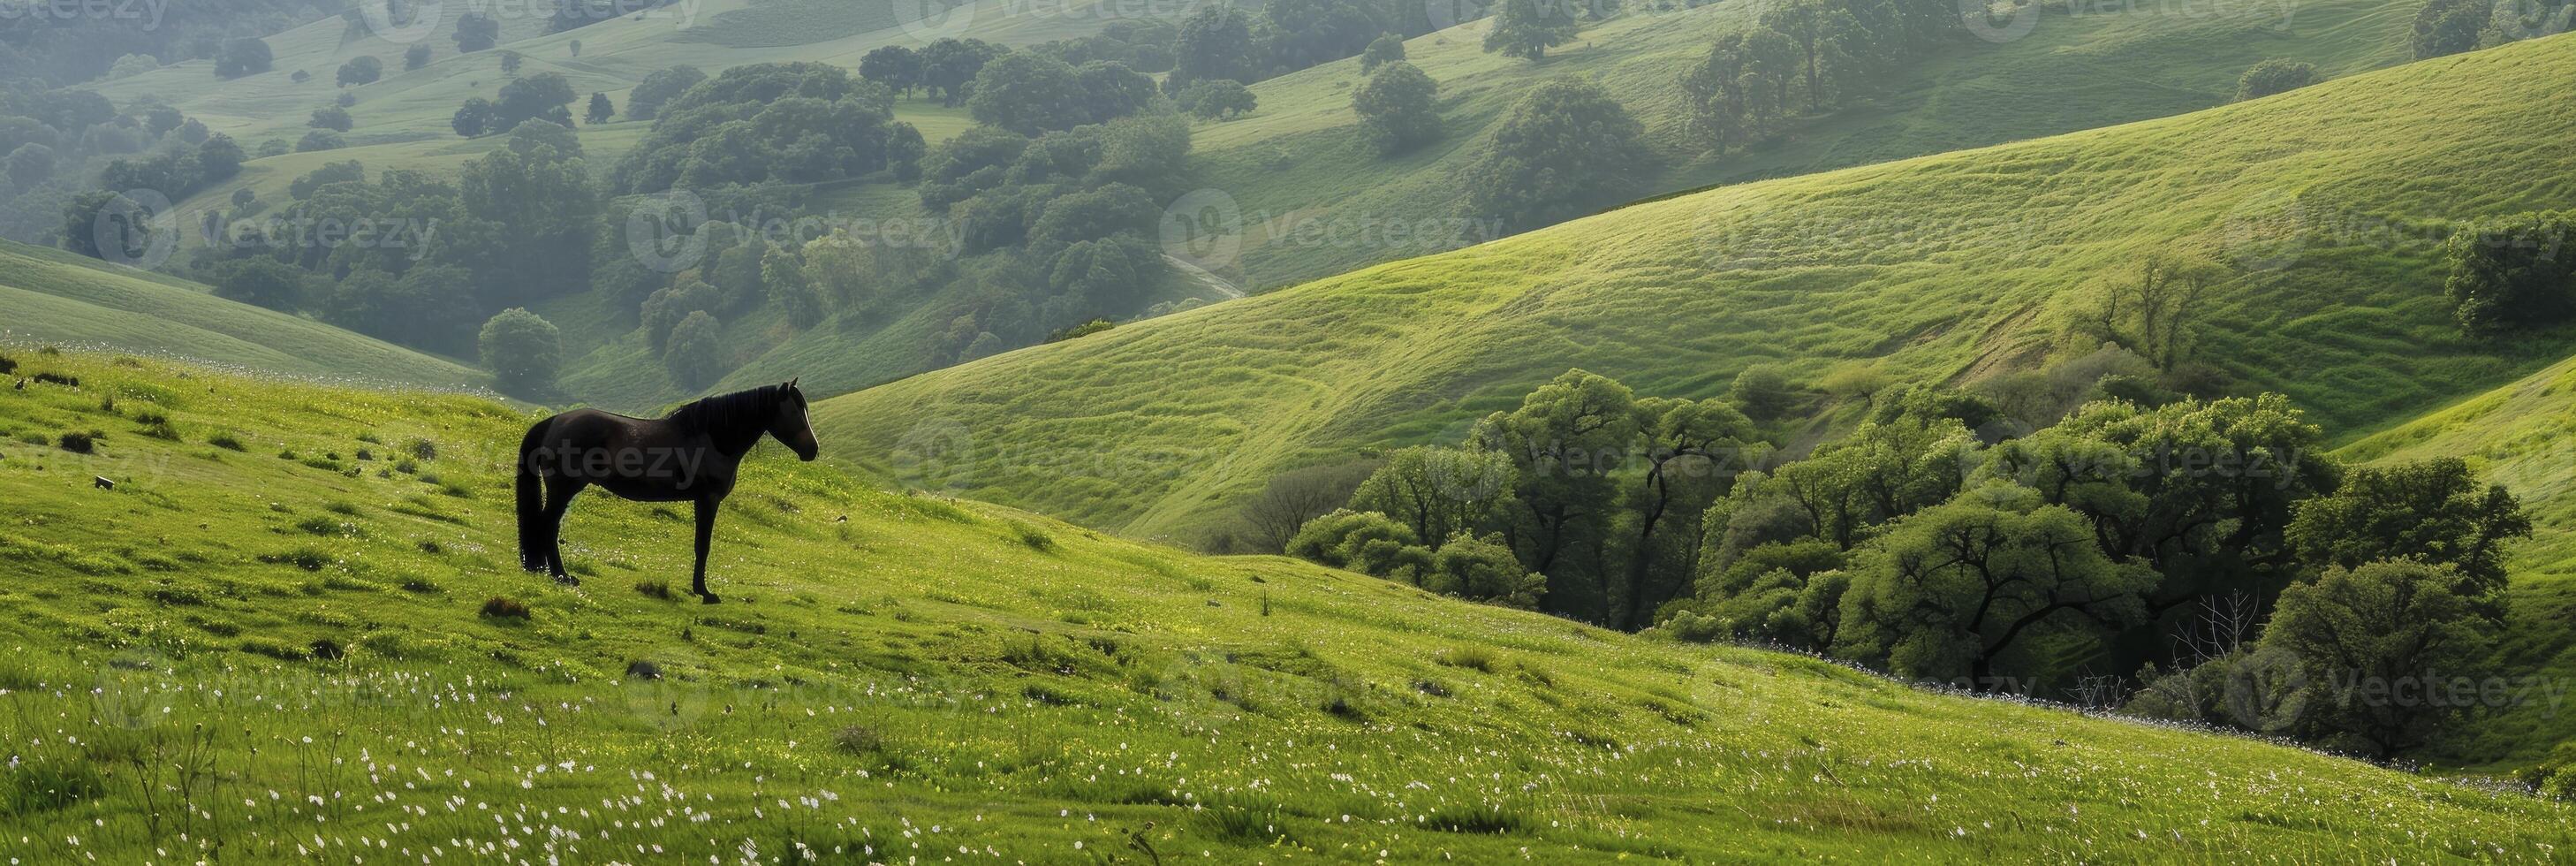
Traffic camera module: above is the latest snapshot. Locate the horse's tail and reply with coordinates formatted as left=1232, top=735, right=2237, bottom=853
left=515, top=419, right=549, bottom=573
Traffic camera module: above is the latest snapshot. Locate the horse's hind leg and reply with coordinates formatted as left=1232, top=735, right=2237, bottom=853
left=691, top=498, right=720, bottom=604
left=542, top=479, right=585, bottom=585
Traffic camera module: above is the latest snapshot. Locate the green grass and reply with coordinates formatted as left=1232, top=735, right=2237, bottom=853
left=0, top=350, right=2567, bottom=861
left=79, top=0, right=2440, bottom=414
left=1194, top=0, right=2421, bottom=290
left=2337, top=354, right=2576, bottom=768
left=813, top=34, right=2576, bottom=543
left=0, top=239, right=487, bottom=390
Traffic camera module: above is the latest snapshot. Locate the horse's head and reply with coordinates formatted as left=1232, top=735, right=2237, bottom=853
left=771, top=378, right=820, bottom=461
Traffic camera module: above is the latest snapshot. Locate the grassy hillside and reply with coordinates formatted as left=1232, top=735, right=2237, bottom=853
left=1201, top=0, right=2421, bottom=289
left=811, top=34, right=2576, bottom=543
left=0, top=351, right=2567, bottom=861
left=0, top=239, right=489, bottom=390
left=69, top=0, right=2439, bottom=414
left=2337, top=355, right=2576, bottom=766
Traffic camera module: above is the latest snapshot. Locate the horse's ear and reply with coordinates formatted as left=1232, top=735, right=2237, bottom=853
left=785, top=377, right=799, bottom=390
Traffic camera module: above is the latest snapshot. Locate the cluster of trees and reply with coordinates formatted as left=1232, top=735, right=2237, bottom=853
left=213, top=38, right=274, bottom=79
left=2235, top=58, right=2319, bottom=101
left=453, top=72, right=581, bottom=137
left=1277, top=356, right=2530, bottom=759
left=608, top=63, right=923, bottom=194
left=1286, top=369, right=1767, bottom=627
left=0, top=0, right=316, bottom=87
left=625, top=216, right=828, bottom=388
left=859, top=40, right=1166, bottom=134
left=337, top=56, right=384, bottom=87
left=40, top=93, right=232, bottom=245
left=905, top=113, right=1193, bottom=362
left=1162, top=0, right=1444, bottom=92
left=1678, top=0, right=1966, bottom=156
left=2412, top=0, right=2576, bottom=58
left=1351, top=62, right=1439, bottom=155
left=2443, top=211, right=2576, bottom=335
left=1466, top=78, right=1645, bottom=230
left=165, top=121, right=595, bottom=391
left=858, top=39, right=1008, bottom=107
left=849, top=3, right=1441, bottom=128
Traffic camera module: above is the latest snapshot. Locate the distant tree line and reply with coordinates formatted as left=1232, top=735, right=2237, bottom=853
left=604, top=63, right=923, bottom=193
left=1678, top=0, right=1966, bottom=158
left=0, top=0, right=316, bottom=87
left=2407, top=0, right=2574, bottom=59
left=158, top=120, right=596, bottom=394
left=37, top=92, right=231, bottom=249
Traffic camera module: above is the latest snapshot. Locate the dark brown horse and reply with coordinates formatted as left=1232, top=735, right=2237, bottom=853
left=515, top=380, right=818, bottom=603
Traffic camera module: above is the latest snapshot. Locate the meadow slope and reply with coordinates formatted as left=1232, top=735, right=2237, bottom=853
left=0, top=351, right=2567, bottom=861
left=811, top=34, right=2576, bottom=543
left=2338, top=354, right=2576, bottom=766
left=0, top=239, right=489, bottom=391
left=1196, top=0, right=2421, bottom=289
left=79, top=0, right=2438, bottom=411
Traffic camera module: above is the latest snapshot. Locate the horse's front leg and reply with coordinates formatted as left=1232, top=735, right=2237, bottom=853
left=542, top=479, right=586, bottom=585
left=692, top=497, right=721, bottom=604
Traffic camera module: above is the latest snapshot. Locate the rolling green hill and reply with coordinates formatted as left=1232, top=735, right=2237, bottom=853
left=2337, top=354, right=2576, bottom=766
left=70, top=0, right=2443, bottom=413
left=809, top=34, right=2576, bottom=545
left=0, top=350, right=2566, bottom=861
left=0, top=239, right=488, bottom=390
left=1196, top=0, right=2421, bottom=290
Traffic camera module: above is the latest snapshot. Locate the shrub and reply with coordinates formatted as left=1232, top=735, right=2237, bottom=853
left=625, top=659, right=663, bottom=680
left=1286, top=509, right=1428, bottom=579
left=2235, top=58, right=2318, bottom=101
left=57, top=432, right=94, bottom=453
left=1178, top=79, right=1256, bottom=120
left=1729, top=363, right=1797, bottom=419
left=207, top=431, right=246, bottom=451
left=479, top=596, right=531, bottom=619
left=1014, top=523, right=1056, bottom=551
left=309, top=638, right=345, bottom=660
left=1434, top=646, right=1496, bottom=672
left=479, top=308, right=563, bottom=396
left=2443, top=212, right=2576, bottom=334
left=1463, top=78, right=1645, bottom=230
left=1352, top=62, right=1440, bottom=156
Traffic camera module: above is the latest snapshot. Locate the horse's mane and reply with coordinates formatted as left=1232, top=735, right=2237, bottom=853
left=666, top=384, right=801, bottom=433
